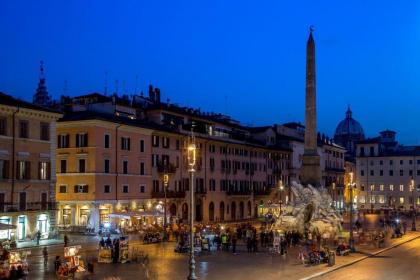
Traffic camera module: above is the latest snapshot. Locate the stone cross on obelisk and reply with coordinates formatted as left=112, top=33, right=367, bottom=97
left=300, top=27, right=321, bottom=187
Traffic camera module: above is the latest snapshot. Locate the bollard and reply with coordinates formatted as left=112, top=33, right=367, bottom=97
left=328, top=252, right=335, bottom=266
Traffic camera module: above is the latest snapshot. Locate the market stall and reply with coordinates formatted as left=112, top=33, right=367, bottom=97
left=0, top=249, right=30, bottom=278
left=57, top=245, right=86, bottom=279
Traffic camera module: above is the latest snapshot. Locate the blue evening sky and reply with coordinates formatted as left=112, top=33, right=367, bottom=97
left=1, top=1, right=420, bottom=144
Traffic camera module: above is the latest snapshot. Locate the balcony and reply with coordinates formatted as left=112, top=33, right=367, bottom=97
left=226, top=190, right=252, bottom=196
left=157, top=163, right=177, bottom=174
left=151, top=190, right=186, bottom=199
left=253, top=189, right=273, bottom=196
left=195, top=188, right=207, bottom=195
left=1, top=202, right=58, bottom=212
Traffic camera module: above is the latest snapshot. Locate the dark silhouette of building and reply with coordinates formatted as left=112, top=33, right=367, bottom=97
left=33, top=61, right=52, bottom=107
left=334, top=106, right=364, bottom=160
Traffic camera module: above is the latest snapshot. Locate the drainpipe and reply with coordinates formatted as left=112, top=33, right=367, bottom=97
left=11, top=107, right=20, bottom=210
left=115, top=124, right=123, bottom=204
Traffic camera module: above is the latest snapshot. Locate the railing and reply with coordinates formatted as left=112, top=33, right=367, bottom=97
left=195, top=188, right=207, bottom=195
left=1, top=202, right=58, bottom=212
left=151, top=190, right=186, bottom=199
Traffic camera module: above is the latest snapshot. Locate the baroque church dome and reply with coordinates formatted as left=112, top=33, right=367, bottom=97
left=334, top=107, right=364, bottom=137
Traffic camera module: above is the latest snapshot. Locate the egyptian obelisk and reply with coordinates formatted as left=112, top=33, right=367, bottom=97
left=300, top=27, right=321, bottom=187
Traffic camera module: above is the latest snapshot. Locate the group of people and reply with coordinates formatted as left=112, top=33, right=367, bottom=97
left=99, top=236, right=122, bottom=263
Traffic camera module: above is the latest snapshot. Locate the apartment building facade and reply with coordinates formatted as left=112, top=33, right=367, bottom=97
left=355, top=130, right=420, bottom=212
left=0, top=92, right=61, bottom=241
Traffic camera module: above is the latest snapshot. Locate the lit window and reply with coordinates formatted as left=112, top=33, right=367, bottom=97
left=390, top=184, right=394, bottom=191
left=370, top=184, right=375, bottom=191
left=359, top=196, right=366, bottom=203
left=379, top=184, right=384, bottom=191
left=39, top=162, right=49, bottom=180
left=400, top=197, right=405, bottom=204
left=370, top=196, right=375, bottom=203
left=400, top=185, right=404, bottom=192
left=379, top=195, right=385, bottom=204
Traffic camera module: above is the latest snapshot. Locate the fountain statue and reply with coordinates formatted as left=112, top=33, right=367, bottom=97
left=273, top=182, right=342, bottom=237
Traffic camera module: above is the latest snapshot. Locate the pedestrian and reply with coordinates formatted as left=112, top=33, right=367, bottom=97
left=402, top=221, right=407, bottom=234
left=43, top=247, right=48, bottom=266
left=64, top=233, right=69, bottom=247
left=36, top=231, right=41, bottom=245
left=232, top=233, right=237, bottom=254
left=54, top=256, right=61, bottom=272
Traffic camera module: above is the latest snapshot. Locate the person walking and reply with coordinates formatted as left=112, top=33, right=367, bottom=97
left=64, top=234, right=69, bottom=247
left=36, top=231, right=41, bottom=246
left=232, top=233, right=237, bottom=254
left=42, top=247, right=48, bottom=267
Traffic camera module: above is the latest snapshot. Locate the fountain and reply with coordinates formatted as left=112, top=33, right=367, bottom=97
left=273, top=182, right=342, bottom=237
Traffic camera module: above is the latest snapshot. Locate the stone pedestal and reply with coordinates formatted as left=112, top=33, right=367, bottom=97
left=301, top=150, right=321, bottom=187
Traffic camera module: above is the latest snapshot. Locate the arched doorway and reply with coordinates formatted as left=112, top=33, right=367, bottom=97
left=219, top=202, right=225, bottom=221
left=247, top=201, right=252, bottom=218
left=170, top=203, right=177, bottom=216
left=239, top=201, right=244, bottom=220
left=182, top=203, right=188, bottom=221
left=196, top=198, right=203, bottom=222
left=209, top=202, right=214, bottom=222
left=231, top=201, right=236, bottom=221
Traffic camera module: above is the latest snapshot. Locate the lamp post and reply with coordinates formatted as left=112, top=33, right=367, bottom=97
left=187, top=134, right=197, bottom=280
left=163, top=173, right=169, bottom=233
left=411, top=178, right=416, bottom=231
left=278, top=180, right=284, bottom=215
left=349, top=172, right=356, bottom=252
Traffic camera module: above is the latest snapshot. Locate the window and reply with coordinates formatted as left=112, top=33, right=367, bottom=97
left=359, top=195, right=366, bottom=203
left=152, top=135, right=159, bottom=147
left=389, top=170, right=394, bottom=176
left=0, top=160, right=10, bottom=179
left=400, top=184, right=404, bottom=192
left=123, top=160, right=128, bottom=174
left=16, top=161, right=30, bottom=180
left=104, top=185, right=111, bottom=193
left=59, top=185, right=67, bottom=193
left=19, top=120, right=28, bottom=138
left=400, top=160, right=404, bottom=165
left=122, top=185, right=129, bottom=193
left=162, top=137, right=170, bottom=148
left=39, top=162, right=49, bottom=180
left=361, top=185, right=365, bottom=191
left=400, top=170, right=404, bottom=176
left=104, top=159, right=110, bottom=173
left=140, top=185, right=145, bottom=193
left=152, top=154, right=159, bottom=167
left=390, top=184, right=394, bottom=191
left=370, top=147, right=374, bottom=156
left=360, top=170, right=364, bottom=176
left=370, top=196, right=375, bottom=203
left=40, top=122, right=49, bottom=141
left=370, top=170, right=374, bottom=176
left=76, top=133, right=88, bottom=147
left=140, top=162, right=145, bottom=175
left=418, top=170, right=420, bottom=176
left=104, top=134, right=110, bottom=148
left=399, top=197, right=405, bottom=204
left=370, top=184, right=375, bottom=191
left=379, top=160, right=383, bottom=165
left=78, top=159, right=86, bottom=173
left=140, top=140, right=144, bottom=152
left=58, top=134, right=70, bottom=148
left=74, top=185, right=89, bottom=193
left=0, top=118, right=6, bottom=135
left=379, top=195, right=385, bottom=204
left=121, top=137, right=130, bottom=150
left=409, top=170, right=413, bottom=176
left=409, top=160, right=413, bottom=165
left=380, top=170, right=383, bottom=176
left=60, top=160, right=67, bottom=173
left=380, top=184, right=384, bottom=191
left=176, top=140, right=180, bottom=150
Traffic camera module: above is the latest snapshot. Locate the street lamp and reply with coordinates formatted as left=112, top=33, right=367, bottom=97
left=411, top=178, right=416, bottom=231
left=163, top=173, right=169, bottom=232
left=278, top=180, right=284, bottom=215
left=187, top=134, right=197, bottom=280
left=349, top=172, right=356, bottom=252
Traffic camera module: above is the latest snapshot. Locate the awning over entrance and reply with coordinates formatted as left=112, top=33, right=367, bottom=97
left=108, top=211, right=163, bottom=220
left=0, top=223, right=16, bottom=230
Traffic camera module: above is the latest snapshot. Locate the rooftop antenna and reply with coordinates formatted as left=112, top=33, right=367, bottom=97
left=104, top=71, right=109, bottom=95
left=134, top=74, right=139, bottom=95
